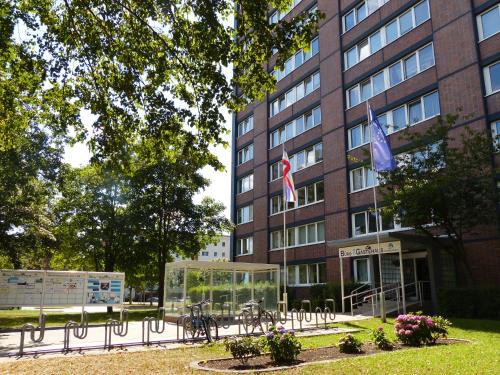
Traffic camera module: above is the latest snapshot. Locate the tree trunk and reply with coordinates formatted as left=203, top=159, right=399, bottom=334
left=158, top=257, right=165, bottom=308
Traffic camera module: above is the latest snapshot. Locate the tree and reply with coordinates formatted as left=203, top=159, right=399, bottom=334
left=3, top=0, right=321, bottom=166
left=379, top=114, right=499, bottom=284
left=127, top=143, right=233, bottom=307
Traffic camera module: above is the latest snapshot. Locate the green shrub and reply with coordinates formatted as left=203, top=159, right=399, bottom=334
left=223, top=336, right=262, bottom=364
left=338, top=334, right=362, bottom=354
left=261, top=325, right=302, bottom=364
left=438, top=288, right=500, bottom=319
left=371, top=326, right=394, bottom=350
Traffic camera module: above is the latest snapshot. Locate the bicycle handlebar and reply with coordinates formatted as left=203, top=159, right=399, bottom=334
left=186, top=299, right=211, bottom=309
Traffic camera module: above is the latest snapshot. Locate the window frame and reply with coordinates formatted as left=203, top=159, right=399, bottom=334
left=270, top=221, right=326, bottom=250
left=484, top=60, right=500, bottom=96
left=237, top=116, right=254, bottom=138
left=237, top=144, right=254, bottom=165
left=269, top=106, right=321, bottom=149
left=269, top=142, right=323, bottom=182
left=236, top=174, right=254, bottom=194
left=270, top=72, right=320, bottom=117
left=236, top=237, right=253, bottom=256
left=477, top=4, right=500, bottom=42
left=269, top=181, right=325, bottom=215
left=236, top=205, right=254, bottom=225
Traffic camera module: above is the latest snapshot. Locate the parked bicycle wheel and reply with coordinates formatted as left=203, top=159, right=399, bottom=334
left=259, top=311, right=275, bottom=333
left=182, top=316, right=199, bottom=339
left=204, top=316, right=219, bottom=342
left=241, top=309, right=256, bottom=334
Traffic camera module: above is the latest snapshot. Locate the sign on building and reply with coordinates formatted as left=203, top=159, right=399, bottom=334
left=339, top=241, right=401, bottom=258
left=0, top=270, right=125, bottom=308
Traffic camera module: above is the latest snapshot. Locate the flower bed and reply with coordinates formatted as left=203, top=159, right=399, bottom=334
left=193, top=339, right=467, bottom=373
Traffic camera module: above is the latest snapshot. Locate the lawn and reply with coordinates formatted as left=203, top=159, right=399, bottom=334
left=1, top=318, right=499, bottom=374
left=0, top=308, right=158, bottom=329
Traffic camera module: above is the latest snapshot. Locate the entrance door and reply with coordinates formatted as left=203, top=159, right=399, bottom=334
left=416, top=258, right=431, bottom=300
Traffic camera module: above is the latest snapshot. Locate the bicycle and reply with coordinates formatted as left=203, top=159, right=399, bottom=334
left=181, top=299, right=218, bottom=342
left=241, top=299, right=275, bottom=334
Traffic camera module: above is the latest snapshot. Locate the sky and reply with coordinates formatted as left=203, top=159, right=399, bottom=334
left=63, top=109, right=233, bottom=219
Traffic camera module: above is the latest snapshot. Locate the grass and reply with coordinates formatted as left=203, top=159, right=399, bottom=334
left=1, top=318, right=499, bottom=374
left=0, top=308, right=158, bottom=329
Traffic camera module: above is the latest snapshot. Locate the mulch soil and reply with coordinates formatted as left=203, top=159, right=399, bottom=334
left=201, top=339, right=466, bottom=371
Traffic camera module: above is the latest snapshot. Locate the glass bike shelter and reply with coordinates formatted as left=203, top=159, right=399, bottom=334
left=164, top=261, right=280, bottom=316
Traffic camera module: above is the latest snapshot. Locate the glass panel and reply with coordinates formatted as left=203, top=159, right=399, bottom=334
left=359, top=39, right=370, bottom=61
left=306, top=147, right=315, bottom=165
left=404, top=54, right=418, bottom=78
left=298, top=187, right=306, bottom=206
left=286, top=89, right=296, bottom=106
left=305, top=112, right=314, bottom=130
left=381, top=212, right=395, bottom=231
left=298, top=265, right=308, bottom=284
left=309, top=264, right=318, bottom=284
left=370, top=31, right=382, bottom=54
left=296, top=116, right=304, bottom=134
left=317, top=222, right=325, bottom=241
left=365, top=167, right=375, bottom=187
left=287, top=228, right=295, bottom=247
left=287, top=266, right=295, bottom=285
left=361, top=80, right=372, bottom=101
left=295, top=51, right=303, bottom=67
left=418, top=44, right=435, bottom=70
left=481, top=6, right=500, bottom=39
left=306, top=185, right=315, bottom=204
left=303, top=46, right=312, bottom=61
left=307, top=224, right=316, bottom=243
left=318, top=263, right=326, bottom=283
left=378, top=114, right=389, bottom=134
left=346, top=48, right=357, bottom=68
left=313, top=72, right=320, bottom=89
left=296, top=82, right=305, bottom=99
left=363, top=122, right=371, bottom=143
left=315, top=143, right=323, bottom=161
left=298, top=226, right=307, bottom=245
left=399, top=10, right=413, bottom=35
left=352, top=168, right=364, bottom=191
left=392, top=106, right=407, bottom=131
left=415, top=0, right=430, bottom=26
left=350, top=125, right=362, bottom=148
left=368, top=211, right=377, bottom=233
left=286, top=123, right=294, bottom=140
left=488, top=62, right=500, bottom=92
left=311, top=37, right=320, bottom=56
left=313, top=107, right=322, bottom=124
left=357, top=3, right=367, bottom=22
left=355, top=259, right=369, bottom=283
left=409, top=101, right=423, bottom=125
left=345, top=10, right=355, bottom=31
left=372, top=71, right=385, bottom=95
left=305, top=77, right=313, bottom=94
left=389, top=62, right=403, bottom=86
left=349, top=87, right=360, bottom=107
left=386, top=20, right=398, bottom=43
left=354, top=213, right=366, bottom=236
left=423, top=91, right=440, bottom=118
left=316, top=181, right=324, bottom=201
left=285, top=58, right=293, bottom=75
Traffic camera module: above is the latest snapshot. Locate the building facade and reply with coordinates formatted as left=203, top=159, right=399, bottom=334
left=174, top=235, right=231, bottom=262
left=231, top=0, right=500, bottom=307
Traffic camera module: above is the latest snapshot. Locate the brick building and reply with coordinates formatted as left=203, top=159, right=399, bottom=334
left=230, top=0, right=500, bottom=310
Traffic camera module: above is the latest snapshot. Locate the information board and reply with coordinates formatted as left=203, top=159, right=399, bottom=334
left=0, top=270, right=125, bottom=308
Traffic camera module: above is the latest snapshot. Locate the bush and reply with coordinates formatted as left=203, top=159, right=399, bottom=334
left=371, top=326, right=394, bottom=350
left=338, top=334, right=362, bottom=354
left=261, top=325, right=302, bottom=364
left=438, top=288, right=500, bottom=319
left=223, top=336, right=262, bottom=365
left=394, top=313, right=451, bottom=346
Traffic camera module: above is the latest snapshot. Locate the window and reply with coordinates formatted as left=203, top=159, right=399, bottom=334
left=344, top=1, right=430, bottom=69
left=201, top=251, right=209, bottom=257
left=346, top=43, right=435, bottom=108
left=237, top=174, right=254, bottom=194
left=484, top=61, right=500, bottom=95
left=492, top=120, right=500, bottom=150
left=214, top=252, right=218, bottom=257
left=273, top=37, right=319, bottom=82
left=270, top=106, right=321, bottom=148
left=343, top=0, right=390, bottom=32
left=237, top=144, right=253, bottom=165
left=222, top=252, right=225, bottom=257
left=270, top=181, right=325, bottom=215
left=268, top=0, right=303, bottom=24
left=237, top=116, right=254, bottom=137
left=236, top=237, right=253, bottom=256
left=236, top=205, right=253, bottom=224
left=270, top=72, right=320, bottom=117
left=477, top=4, right=500, bottom=41
left=286, top=263, right=326, bottom=286
left=270, top=142, right=323, bottom=181
left=222, top=242, right=225, bottom=247
left=352, top=209, right=403, bottom=236
left=350, top=166, right=378, bottom=192
left=354, top=258, right=370, bottom=283
left=347, top=91, right=440, bottom=149
left=270, top=221, right=325, bottom=250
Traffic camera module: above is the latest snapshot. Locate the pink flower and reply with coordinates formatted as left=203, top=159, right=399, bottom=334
left=405, top=330, right=412, bottom=335
left=398, top=329, right=405, bottom=335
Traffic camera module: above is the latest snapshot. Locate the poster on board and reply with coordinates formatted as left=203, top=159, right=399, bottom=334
left=0, top=270, right=44, bottom=307
left=44, top=272, right=86, bottom=306
left=86, top=273, right=124, bottom=305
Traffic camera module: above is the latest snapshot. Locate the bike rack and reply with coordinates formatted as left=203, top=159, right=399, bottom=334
left=301, top=300, right=313, bottom=323
left=18, top=313, right=47, bottom=356
left=275, top=302, right=288, bottom=324
left=104, top=310, right=129, bottom=350
left=63, top=311, right=89, bottom=352
left=142, top=307, right=166, bottom=345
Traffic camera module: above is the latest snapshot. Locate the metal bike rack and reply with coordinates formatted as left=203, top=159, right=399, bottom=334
left=142, top=307, right=166, bottom=345
left=301, top=300, right=313, bottom=323
left=18, top=313, right=47, bottom=356
left=104, top=310, right=129, bottom=350
left=63, top=311, right=89, bottom=351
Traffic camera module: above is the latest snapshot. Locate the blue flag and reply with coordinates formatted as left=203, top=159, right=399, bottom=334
left=369, top=105, right=397, bottom=172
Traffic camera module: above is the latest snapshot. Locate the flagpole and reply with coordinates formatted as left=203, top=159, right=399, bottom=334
left=367, top=101, right=386, bottom=322
left=282, top=144, right=288, bottom=313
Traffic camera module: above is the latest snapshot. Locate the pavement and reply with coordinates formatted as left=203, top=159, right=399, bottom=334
left=0, top=312, right=370, bottom=362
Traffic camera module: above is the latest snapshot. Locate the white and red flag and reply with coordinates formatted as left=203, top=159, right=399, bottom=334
left=281, top=149, right=296, bottom=203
